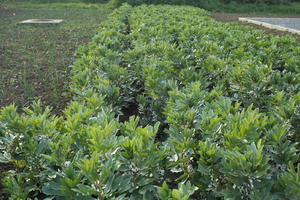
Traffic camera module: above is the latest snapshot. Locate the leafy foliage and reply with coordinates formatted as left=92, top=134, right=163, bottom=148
left=1, top=3, right=300, bottom=200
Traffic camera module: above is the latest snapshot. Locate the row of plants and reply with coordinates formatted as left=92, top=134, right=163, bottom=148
left=219, top=0, right=297, bottom=5
left=110, top=0, right=298, bottom=7
left=1, top=3, right=300, bottom=199
left=5, top=0, right=300, bottom=15
left=108, top=0, right=300, bottom=11
left=7, top=0, right=297, bottom=4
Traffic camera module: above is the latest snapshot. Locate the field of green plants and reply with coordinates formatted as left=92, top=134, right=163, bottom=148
left=5, top=0, right=300, bottom=14
left=1, top=3, right=300, bottom=200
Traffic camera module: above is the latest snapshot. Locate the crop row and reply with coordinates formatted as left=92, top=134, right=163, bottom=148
left=0, top=4, right=299, bottom=200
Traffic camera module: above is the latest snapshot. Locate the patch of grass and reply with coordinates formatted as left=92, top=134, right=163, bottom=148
left=5, top=1, right=110, bottom=10
left=0, top=3, right=112, bottom=114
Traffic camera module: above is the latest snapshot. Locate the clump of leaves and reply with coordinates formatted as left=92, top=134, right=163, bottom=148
left=1, top=3, right=300, bottom=200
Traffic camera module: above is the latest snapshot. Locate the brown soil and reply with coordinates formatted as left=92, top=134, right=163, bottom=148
left=0, top=5, right=72, bottom=115
left=211, top=12, right=300, bottom=41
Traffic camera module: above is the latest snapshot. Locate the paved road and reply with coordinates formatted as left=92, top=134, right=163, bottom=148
left=247, top=17, right=300, bottom=30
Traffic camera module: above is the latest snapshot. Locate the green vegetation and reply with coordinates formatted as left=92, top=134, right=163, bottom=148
left=0, top=3, right=111, bottom=113
left=4, top=0, right=300, bottom=14
left=108, top=0, right=300, bottom=14
left=202, top=0, right=300, bottom=14
left=5, top=1, right=112, bottom=9
left=1, top=0, right=109, bottom=3
left=1, top=3, right=300, bottom=199
left=6, top=2, right=104, bottom=9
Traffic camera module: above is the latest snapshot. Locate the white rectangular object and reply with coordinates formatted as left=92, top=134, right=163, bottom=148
left=20, top=19, right=63, bottom=24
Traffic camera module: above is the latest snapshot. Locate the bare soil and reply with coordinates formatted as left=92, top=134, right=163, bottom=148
left=0, top=5, right=111, bottom=115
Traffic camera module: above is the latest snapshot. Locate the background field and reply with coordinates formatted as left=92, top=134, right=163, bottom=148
left=0, top=3, right=111, bottom=114
left=1, top=1, right=299, bottom=116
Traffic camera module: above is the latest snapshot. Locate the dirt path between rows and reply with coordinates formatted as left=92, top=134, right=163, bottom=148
left=211, top=12, right=300, bottom=42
